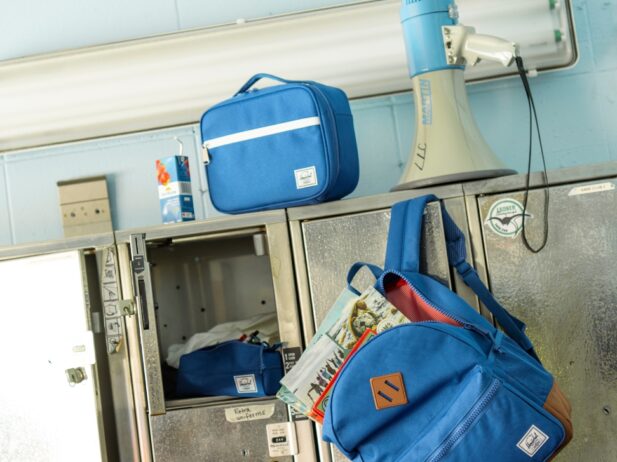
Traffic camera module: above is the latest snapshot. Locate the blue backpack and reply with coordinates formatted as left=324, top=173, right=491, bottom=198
left=322, top=195, right=572, bottom=461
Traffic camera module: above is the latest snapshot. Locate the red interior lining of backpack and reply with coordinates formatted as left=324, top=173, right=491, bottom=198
left=385, top=278, right=462, bottom=327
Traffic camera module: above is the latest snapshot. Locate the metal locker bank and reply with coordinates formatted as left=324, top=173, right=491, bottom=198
left=288, top=162, right=617, bottom=462
left=1, top=163, right=615, bottom=461
left=114, top=210, right=317, bottom=462
left=0, top=234, right=130, bottom=462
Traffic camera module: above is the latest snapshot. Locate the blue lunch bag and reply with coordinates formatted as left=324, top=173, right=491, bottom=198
left=200, top=73, right=359, bottom=214
left=322, top=195, right=573, bottom=461
left=176, top=340, right=284, bottom=398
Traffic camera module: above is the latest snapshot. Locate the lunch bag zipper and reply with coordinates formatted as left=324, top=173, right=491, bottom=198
left=426, top=379, right=501, bottom=462
left=310, top=86, right=341, bottom=185
left=202, top=116, right=321, bottom=164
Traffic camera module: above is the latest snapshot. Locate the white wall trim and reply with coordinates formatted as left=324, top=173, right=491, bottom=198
left=0, top=1, right=404, bottom=151
left=0, top=0, right=575, bottom=152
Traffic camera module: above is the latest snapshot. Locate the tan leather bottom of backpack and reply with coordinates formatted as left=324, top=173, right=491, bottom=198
left=544, top=380, right=573, bottom=459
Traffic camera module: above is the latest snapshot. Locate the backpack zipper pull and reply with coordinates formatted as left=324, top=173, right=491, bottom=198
left=202, top=143, right=211, bottom=165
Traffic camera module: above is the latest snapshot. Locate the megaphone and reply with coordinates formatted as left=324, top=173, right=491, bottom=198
left=394, top=0, right=519, bottom=190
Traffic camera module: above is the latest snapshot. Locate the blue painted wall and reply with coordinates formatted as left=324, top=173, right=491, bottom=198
left=0, top=0, right=615, bottom=245
left=0, top=0, right=362, bottom=61
left=1, top=127, right=217, bottom=244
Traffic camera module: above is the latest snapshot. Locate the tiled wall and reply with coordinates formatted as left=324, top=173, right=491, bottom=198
left=0, top=0, right=615, bottom=245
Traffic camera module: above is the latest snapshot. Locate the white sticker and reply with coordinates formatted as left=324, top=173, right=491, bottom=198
left=158, top=181, right=192, bottom=198
left=568, top=182, right=615, bottom=196
left=266, top=422, right=298, bottom=457
left=234, top=374, right=258, bottom=393
left=294, top=166, right=318, bottom=189
left=224, top=404, right=276, bottom=423
left=517, top=425, right=549, bottom=457
left=484, top=198, right=532, bottom=239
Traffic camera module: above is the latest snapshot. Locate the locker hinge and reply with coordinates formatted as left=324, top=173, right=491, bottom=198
left=119, top=299, right=136, bottom=317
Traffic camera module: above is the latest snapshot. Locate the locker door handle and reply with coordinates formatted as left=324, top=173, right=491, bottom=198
left=66, top=367, right=87, bottom=386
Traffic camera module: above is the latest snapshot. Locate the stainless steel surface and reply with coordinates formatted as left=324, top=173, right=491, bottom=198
left=462, top=195, right=494, bottom=321
left=288, top=221, right=317, bottom=355
left=170, top=227, right=264, bottom=244
left=150, top=399, right=292, bottom=462
left=463, top=161, right=617, bottom=196
left=287, top=184, right=464, bottom=221
left=265, top=222, right=319, bottom=462
left=119, top=299, right=136, bottom=316
left=290, top=219, right=329, bottom=462
left=267, top=222, right=305, bottom=351
left=97, top=246, right=141, bottom=462
left=0, top=232, right=114, bottom=260
left=80, top=251, right=113, bottom=461
left=299, top=202, right=449, bottom=462
left=302, top=203, right=451, bottom=331
left=123, top=217, right=315, bottom=460
left=117, top=243, right=152, bottom=462
left=115, top=210, right=286, bottom=243
left=478, top=179, right=617, bottom=461
left=100, top=247, right=124, bottom=354
left=130, top=234, right=166, bottom=417
left=442, top=196, right=480, bottom=310
left=148, top=235, right=276, bottom=355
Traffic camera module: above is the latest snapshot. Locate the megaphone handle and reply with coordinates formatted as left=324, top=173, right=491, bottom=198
left=463, top=33, right=520, bottom=67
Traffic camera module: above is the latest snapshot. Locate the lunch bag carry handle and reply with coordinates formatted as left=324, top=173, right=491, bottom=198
left=234, top=73, right=320, bottom=96
left=384, top=194, right=540, bottom=362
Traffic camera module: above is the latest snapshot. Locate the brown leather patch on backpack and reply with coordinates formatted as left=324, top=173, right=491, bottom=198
left=370, top=373, right=408, bottom=410
left=544, top=380, right=573, bottom=458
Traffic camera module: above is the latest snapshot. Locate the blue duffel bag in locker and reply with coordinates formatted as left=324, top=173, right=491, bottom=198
left=200, top=73, right=359, bottom=214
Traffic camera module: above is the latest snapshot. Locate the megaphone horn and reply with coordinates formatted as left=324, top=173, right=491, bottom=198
left=393, top=0, right=519, bottom=190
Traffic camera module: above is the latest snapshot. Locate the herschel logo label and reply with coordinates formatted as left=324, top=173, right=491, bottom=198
left=294, top=166, right=318, bottom=189
left=234, top=374, right=258, bottom=394
left=517, top=425, right=549, bottom=457
left=370, top=372, right=407, bottom=410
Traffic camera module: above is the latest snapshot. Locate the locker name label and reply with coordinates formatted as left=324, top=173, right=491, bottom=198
left=568, top=182, right=615, bottom=197
left=266, top=422, right=298, bottom=457
left=224, top=404, right=276, bottom=423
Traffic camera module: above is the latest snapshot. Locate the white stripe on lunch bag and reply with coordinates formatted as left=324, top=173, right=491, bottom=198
left=202, top=116, right=320, bottom=163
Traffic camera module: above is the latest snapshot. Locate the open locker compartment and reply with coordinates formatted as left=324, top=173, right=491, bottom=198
left=146, top=231, right=280, bottom=405
left=117, top=211, right=317, bottom=462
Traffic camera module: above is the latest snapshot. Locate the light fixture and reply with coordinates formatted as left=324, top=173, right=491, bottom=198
left=0, top=0, right=576, bottom=152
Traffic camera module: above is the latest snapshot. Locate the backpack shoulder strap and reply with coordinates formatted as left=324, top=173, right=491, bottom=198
left=384, top=195, right=433, bottom=273
left=386, top=194, right=541, bottom=363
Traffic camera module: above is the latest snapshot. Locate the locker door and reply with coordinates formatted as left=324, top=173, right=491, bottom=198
left=297, top=202, right=452, bottom=462
left=121, top=219, right=316, bottom=462
left=0, top=250, right=106, bottom=462
left=477, top=179, right=617, bottom=461
left=127, top=233, right=166, bottom=417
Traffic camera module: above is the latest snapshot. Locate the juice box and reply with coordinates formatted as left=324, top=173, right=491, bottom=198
left=156, top=156, right=195, bottom=224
